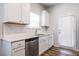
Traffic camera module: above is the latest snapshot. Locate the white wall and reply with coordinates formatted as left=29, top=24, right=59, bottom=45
left=47, top=3, right=79, bottom=48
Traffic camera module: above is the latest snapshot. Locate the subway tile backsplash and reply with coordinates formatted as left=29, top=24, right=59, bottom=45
left=4, top=24, right=27, bottom=35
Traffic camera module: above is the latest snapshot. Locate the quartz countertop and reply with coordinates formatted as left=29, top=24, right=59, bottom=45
left=2, top=33, right=53, bottom=42
left=2, top=33, right=38, bottom=42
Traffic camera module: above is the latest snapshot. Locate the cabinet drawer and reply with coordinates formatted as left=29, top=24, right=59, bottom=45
left=12, top=40, right=25, bottom=49
left=12, top=47, right=25, bottom=56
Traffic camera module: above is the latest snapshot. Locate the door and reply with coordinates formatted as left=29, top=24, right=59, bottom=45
left=58, top=16, right=76, bottom=48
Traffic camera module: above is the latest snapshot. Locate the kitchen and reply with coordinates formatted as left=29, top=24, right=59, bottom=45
left=0, top=3, right=79, bottom=56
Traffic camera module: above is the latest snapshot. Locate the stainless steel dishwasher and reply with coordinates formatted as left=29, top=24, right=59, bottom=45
left=25, top=37, right=39, bottom=56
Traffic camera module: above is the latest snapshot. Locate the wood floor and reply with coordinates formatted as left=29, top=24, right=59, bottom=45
left=41, top=47, right=79, bottom=56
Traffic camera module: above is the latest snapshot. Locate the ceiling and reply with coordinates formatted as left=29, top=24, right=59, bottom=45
left=40, top=3, right=61, bottom=8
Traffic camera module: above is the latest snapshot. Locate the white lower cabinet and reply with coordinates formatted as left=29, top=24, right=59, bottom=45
left=2, top=40, right=25, bottom=56
left=39, top=34, right=53, bottom=55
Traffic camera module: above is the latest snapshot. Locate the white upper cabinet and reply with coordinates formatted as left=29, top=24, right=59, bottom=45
left=2, top=3, right=30, bottom=24
left=4, top=3, right=21, bottom=22
left=21, top=3, right=31, bottom=24
left=41, top=10, right=49, bottom=26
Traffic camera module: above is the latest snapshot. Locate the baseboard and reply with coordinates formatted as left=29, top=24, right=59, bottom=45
left=58, top=45, right=73, bottom=49
left=55, top=45, right=79, bottom=52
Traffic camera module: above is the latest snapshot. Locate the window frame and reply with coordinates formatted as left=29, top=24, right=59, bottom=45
left=28, top=12, right=41, bottom=29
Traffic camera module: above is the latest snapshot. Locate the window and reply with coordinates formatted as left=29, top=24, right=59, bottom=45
left=28, top=12, right=40, bottom=28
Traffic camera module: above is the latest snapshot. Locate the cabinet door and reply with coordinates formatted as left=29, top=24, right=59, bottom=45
left=41, top=10, right=49, bottom=26
left=22, top=3, right=30, bottom=24
left=4, top=3, right=21, bottom=21
left=48, top=35, right=53, bottom=48
left=39, top=36, right=48, bottom=55
left=39, top=37, right=45, bottom=55
left=45, top=12, right=49, bottom=26
left=44, top=36, right=49, bottom=50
